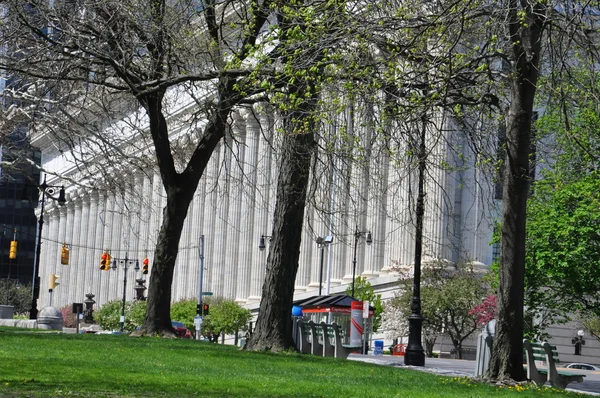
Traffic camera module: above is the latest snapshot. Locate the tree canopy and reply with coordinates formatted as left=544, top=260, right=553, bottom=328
left=384, top=262, right=490, bottom=358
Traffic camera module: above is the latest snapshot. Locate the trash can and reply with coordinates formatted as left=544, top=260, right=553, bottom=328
left=37, top=306, right=63, bottom=331
left=392, top=344, right=406, bottom=356
left=0, top=305, right=13, bottom=319
left=374, top=340, right=384, bottom=355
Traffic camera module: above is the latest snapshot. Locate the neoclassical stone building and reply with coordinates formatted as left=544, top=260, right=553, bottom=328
left=32, top=99, right=496, bottom=312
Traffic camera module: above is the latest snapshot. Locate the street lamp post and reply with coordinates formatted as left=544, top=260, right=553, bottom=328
left=351, top=226, right=372, bottom=297
left=112, top=253, right=140, bottom=332
left=316, top=235, right=333, bottom=295
left=404, top=122, right=427, bottom=367
left=27, top=176, right=66, bottom=319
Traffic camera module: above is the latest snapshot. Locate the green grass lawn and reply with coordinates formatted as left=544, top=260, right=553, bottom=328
left=0, top=327, right=579, bottom=397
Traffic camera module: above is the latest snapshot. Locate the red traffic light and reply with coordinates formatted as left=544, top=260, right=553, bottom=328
left=202, top=304, right=209, bottom=316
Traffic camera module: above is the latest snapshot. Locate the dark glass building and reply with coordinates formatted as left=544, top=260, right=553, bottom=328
left=0, top=145, right=41, bottom=284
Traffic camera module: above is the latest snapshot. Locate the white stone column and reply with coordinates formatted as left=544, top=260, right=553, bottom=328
left=226, top=112, right=247, bottom=298
left=81, top=192, right=99, bottom=303
left=235, top=108, right=260, bottom=302
left=70, top=194, right=84, bottom=302
left=110, top=192, right=126, bottom=301
left=40, top=207, right=60, bottom=308
left=367, top=119, right=390, bottom=275
left=98, top=194, right=115, bottom=304
left=136, top=173, right=153, bottom=275
left=188, top=172, right=206, bottom=303
left=249, top=109, right=274, bottom=300
left=299, top=204, right=315, bottom=292
left=214, top=134, right=232, bottom=298
left=203, top=142, right=221, bottom=297
left=56, top=204, right=70, bottom=307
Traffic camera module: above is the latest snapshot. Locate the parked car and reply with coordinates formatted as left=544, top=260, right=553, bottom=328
left=565, top=363, right=600, bottom=371
left=172, top=321, right=192, bottom=339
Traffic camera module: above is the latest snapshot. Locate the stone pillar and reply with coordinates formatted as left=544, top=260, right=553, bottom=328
left=83, top=193, right=99, bottom=305
left=93, top=194, right=108, bottom=306
left=214, top=134, right=231, bottom=297
left=236, top=108, right=260, bottom=302
left=99, top=194, right=115, bottom=304
left=56, top=204, right=70, bottom=307
left=203, top=143, right=221, bottom=296
left=249, top=108, right=274, bottom=300
left=225, top=112, right=247, bottom=298
left=70, top=194, right=84, bottom=302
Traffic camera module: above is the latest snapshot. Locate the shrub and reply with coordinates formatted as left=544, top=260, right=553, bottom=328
left=201, top=298, right=251, bottom=342
left=171, top=298, right=197, bottom=332
left=60, top=305, right=76, bottom=328
left=95, top=300, right=147, bottom=332
left=0, top=281, right=32, bottom=315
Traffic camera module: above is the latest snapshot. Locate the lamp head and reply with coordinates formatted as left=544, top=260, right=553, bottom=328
left=57, top=187, right=66, bottom=205
left=323, top=235, right=333, bottom=244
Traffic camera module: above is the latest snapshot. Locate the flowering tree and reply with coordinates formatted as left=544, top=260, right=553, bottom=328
left=469, top=295, right=497, bottom=327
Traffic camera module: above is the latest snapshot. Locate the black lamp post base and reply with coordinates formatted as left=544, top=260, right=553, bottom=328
left=404, top=313, right=425, bottom=366
left=404, top=347, right=425, bottom=366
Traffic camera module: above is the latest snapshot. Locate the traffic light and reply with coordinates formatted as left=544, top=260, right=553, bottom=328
left=142, top=258, right=149, bottom=274
left=49, top=274, right=60, bottom=289
left=100, top=251, right=111, bottom=271
left=202, top=303, right=209, bottom=316
left=8, top=240, right=17, bottom=259
left=61, top=244, right=70, bottom=265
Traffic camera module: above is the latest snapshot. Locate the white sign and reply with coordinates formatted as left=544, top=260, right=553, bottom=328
left=363, top=300, right=369, bottom=318
left=194, top=316, right=203, bottom=330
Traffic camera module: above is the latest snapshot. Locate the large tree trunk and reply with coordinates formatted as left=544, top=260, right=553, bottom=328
left=137, top=188, right=193, bottom=336
left=246, top=103, right=316, bottom=351
left=488, top=1, right=545, bottom=381
left=134, top=84, right=235, bottom=337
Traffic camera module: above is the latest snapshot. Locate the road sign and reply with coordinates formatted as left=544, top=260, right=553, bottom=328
left=202, top=292, right=213, bottom=296
left=194, top=316, right=203, bottom=330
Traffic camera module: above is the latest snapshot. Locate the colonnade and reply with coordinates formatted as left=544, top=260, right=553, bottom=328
left=37, top=103, right=496, bottom=310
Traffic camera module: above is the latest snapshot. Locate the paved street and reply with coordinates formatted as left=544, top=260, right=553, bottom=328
left=348, top=354, right=600, bottom=396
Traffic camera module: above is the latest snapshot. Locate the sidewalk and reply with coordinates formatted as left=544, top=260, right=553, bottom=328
left=348, top=354, right=600, bottom=396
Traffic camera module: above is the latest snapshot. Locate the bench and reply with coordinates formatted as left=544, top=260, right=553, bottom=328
left=307, top=321, right=323, bottom=356
left=294, top=319, right=361, bottom=359
left=320, top=322, right=335, bottom=357
left=296, top=319, right=312, bottom=354
left=523, top=339, right=585, bottom=389
left=330, top=322, right=362, bottom=359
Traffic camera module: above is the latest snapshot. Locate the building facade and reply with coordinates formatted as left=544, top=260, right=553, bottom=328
left=32, top=99, right=497, bottom=311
